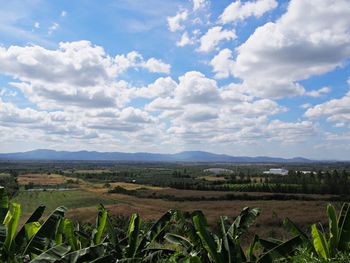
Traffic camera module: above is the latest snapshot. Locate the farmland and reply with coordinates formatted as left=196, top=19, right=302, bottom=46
left=1, top=160, right=348, bottom=240
left=0, top=160, right=350, bottom=261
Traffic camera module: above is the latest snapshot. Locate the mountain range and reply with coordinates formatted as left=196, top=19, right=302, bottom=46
left=0, top=149, right=315, bottom=163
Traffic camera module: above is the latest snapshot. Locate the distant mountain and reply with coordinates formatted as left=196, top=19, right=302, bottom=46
left=0, top=149, right=315, bottom=163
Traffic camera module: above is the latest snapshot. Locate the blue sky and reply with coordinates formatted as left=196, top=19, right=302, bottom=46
left=0, top=0, right=350, bottom=160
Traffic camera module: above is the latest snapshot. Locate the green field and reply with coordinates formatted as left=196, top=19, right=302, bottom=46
left=13, top=190, right=117, bottom=215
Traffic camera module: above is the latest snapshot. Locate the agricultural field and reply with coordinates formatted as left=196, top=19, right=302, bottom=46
left=1, top=161, right=349, bottom=238
left=0, top=160, right=349, bottom=261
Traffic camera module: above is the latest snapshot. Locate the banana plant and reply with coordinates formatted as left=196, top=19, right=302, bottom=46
left=165, top=207, right=261, bottom=263
left=311, top=203, right=350, bottom=259
left=279, top=203, right=350, bottom=261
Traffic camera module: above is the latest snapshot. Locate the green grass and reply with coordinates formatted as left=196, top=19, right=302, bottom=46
left=12, top=190, right=117, bottom=215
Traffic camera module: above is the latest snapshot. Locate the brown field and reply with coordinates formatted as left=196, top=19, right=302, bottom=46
left=15, top=173, right=334, bottom=242
left=17, top=173, right=72, bottom=185
left=69, top=190, right=332, bottom=242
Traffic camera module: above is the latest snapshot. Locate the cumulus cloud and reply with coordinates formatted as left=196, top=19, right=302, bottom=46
left=228, top=0, right=350, bottom=98
left=115, top=51, right=171, bottom=74
left=0, top=41, right=117, bottom=86
left=266, top=120, right=317, bottom=143
left=175, top=71, right=221, bottom=104
left=197, top=26, right=236, bottom=52
left=0, top=41, right=170, bottom=109
left=219, top=0, right=278, bottom=24
left=177, top=31, right=194, bottom=47
left=305, top=88, right=350, bottom=125
left=304, top=86, right=331, bottom=97
left=131, top=77, right=177, bottom=99
left=210, top=48, right=235, bottom=79
left=167, top=10, right=188, bottom=32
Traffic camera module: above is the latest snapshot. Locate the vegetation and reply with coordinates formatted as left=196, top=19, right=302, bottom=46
left=0, top=186, right=349, bottom=262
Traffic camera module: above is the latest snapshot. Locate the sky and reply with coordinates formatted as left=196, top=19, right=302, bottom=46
left=0, top=0, right=350, bottom=160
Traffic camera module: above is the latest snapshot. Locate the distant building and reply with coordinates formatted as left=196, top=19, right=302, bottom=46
left=203, top=168, right=234, bottom=175
left=263, top=168, right=288, bottom=175
left=299, top=171, right=312, bottom=174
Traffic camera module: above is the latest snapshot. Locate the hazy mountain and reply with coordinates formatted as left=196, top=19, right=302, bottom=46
left=0, top=149, right=315, bottom=163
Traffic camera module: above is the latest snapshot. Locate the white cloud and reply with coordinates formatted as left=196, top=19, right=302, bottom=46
left=305, top=88, right=350, bottom=125
left=143, top=58, right=171, bottom=74
left=0, top=41, right=170, bottom=109
left=192, top=0, right=209, bottom=11
left=219, top=0, right=278, bottom=24
left=167, top=10, right=188, bottom=32
left=304, top=86, right=331, bottom=97
left=115, top=51, right=171, bottom=74
left=230, top=0, right=350, bottom=98
left=210, top=48, right=235, bottom=78
left=130, top=77, right=177, bottom=99
left=300, top=103, right=312, bottom=109
left=61, top=10, right=67, bottom=17
left=48, top=22, right=59, bottom=35
left=0, top=88, right=17, bottom=97
left=175, top=71, right=221, bottom=104
left=177, top=31, right=194, bottom=47
left=197, top=26, right=236, bottom=52
left=34, top=22, right=40, bottom=29
left=266, top=120, right=317, bottom=143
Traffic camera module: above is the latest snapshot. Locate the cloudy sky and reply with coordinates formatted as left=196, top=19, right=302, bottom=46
left=0, top=0, right=350, bottom=159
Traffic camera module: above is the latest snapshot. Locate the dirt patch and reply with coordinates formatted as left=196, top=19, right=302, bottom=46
left=18, top=173, right=71, bottom=185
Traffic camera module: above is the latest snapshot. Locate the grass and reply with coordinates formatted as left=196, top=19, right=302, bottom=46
left=199, top=175, right=227, bottom=181
left=13, top=190, right=118, bottom=217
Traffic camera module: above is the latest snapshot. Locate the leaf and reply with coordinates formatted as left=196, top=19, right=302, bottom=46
left=25, top=222, right=41, bottom=240
left=219, top=217, right=236, bottom=263
left=229, top=207, right=261, bottom=239
left=139, top=209, right=176, bottom=252
left=3, top=202, right=21, bottom=252
left=126, top=213, right=141, bottom=258
left=193, top=213, right=223, bottom=263
left=0, top=224, right=7, bottom=245
left=145, top=210, right=175, bottom=242
left=15, top=205, right=45, bottom=249
left=30, top=244, right=71, bottom=262
left=61, top=243, right=107, bottom=262
left=0, top=187, right=9, bottom=222
left=327, top=204, right=339, bottom=256
left=283, top=217, right=313, bottom=250
left=311, top=224, right=329, bottom=259
left=338, top=203, right=350, bottom=251
left=165, top=233, right=193, bottom=251
left=142, top=248, right=175, bottom=263
left=23, top=206, right=67, bottom=257
left=258, top=238, right=280, bottom=252
left=63, top=219, right=79, bottom=251
left=93, top=204, right=108, bottom=245
left=258, top=235, right=303, bottom=263
left=180, top=256, right=202, bottom=263
left=247, top=234, right=259, bottom=262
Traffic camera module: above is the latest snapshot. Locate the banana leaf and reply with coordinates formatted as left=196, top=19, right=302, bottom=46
left=23, top=206, right=67, bottom=256
left=30, top=244, right=71, bottom=262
